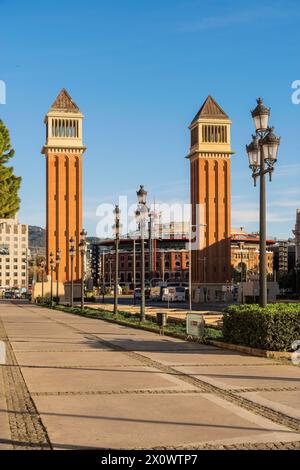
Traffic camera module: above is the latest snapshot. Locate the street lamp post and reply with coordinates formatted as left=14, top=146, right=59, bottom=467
left=40, top=260, right=46, bottom=299
left=133, top=239, right=136, bottom=305
left=246, top=98, right=280, bottom=308
left=113, top=205, right=121, bottom=314
left=102, top=250, right=106, bottom=304
left=69, top=237, right=75, bottom=307
left=79, top=230, right=87, bottom=311
left=50, top=252, right=55, bottom=306
left=188, top=222, right=206, bottom=312
left=294, top=263, right=300, bottom=300
left=135, top=185, right=149, bottom=323
left=109, top=257, right=112, bottom=289
left=56, top=248, right=61, bottom=304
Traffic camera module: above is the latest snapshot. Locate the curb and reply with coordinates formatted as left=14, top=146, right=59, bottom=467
left=208, top=339, right=293, bottom=360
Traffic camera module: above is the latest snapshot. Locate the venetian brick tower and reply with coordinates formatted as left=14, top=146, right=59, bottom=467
left=187, top=95, right=233, bottom=287
left=42, top=89, right=86, bottom=283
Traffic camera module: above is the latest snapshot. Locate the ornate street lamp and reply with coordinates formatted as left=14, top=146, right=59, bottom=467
left=69, top=237, right=75, bottom=307
left=246, top=98, right=281, bottom=308
left=251, top=97, right=270, bottom=132
left=137, top=185, right=147, bottom=205
left=113, top=205, right=121, bottom=314
left=49, top=252, right=55, bottom=306
left=79, top=230, right=87, bottom=311
left=135, top=186, right=149, bottom=322
left=56, top=248, right=61, bottom=304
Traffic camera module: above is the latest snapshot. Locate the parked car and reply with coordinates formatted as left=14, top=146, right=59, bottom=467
left=134, top=288, right=141, bottom=301
left=4, top=290, right=13, bottom=299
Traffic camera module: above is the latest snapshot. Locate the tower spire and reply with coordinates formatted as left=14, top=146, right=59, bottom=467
left=191, top=95, right=229, bottom=125
left=50, top=89, right=80, bottom=112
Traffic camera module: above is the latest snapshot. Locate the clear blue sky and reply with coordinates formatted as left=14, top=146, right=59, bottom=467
left=1, top=0, right=300, bottom=239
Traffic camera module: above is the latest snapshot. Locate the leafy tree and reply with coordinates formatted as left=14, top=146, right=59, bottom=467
left=0, top=120, right=21, bottom=218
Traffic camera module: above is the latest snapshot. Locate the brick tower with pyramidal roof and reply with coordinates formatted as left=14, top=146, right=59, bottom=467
left=187, top=95, right=233, bottom=294
left=42, top=89, right=86, bottom=283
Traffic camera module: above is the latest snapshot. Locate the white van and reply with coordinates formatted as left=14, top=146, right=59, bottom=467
left=162, top=287, right=186, bottom=302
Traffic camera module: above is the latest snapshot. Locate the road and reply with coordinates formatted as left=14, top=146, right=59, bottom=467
left=94, top=295, right=230, bottom=312
left=1, top=300, right=300, bottom=450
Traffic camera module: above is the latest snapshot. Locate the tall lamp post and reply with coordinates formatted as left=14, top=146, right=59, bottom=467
left=188, top=221, right=206, bottom=313
left=50, top=252, right=55, bottom=306
left=69, top=237, right=75, bottom=307
left=55, top=248, right=61, bottom=304
left=79, top=230, right=87, bottom=311
left=113, top=205, right=121, bottom=314
left=246, top=98, right=280, bottom=308
left=135, top=185, right=149, bottom=323
left=101, top=249, right=106, bottom=303
left=40, top=260, right=46, bottom=298
left=294, top=263, right=300, bottom=300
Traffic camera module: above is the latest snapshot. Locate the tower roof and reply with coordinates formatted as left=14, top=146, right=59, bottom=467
left=50, top=89, right=81, bottom=113
left=191, top=95, right=229, bottom=124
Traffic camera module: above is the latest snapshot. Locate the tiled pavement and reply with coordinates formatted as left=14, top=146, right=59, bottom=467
left=0, top=300, right=300, bottom=450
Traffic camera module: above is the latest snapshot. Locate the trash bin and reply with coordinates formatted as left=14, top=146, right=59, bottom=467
left=156, top=312, right=167, bottom=335
left=156, top=312, right=168, bottom=328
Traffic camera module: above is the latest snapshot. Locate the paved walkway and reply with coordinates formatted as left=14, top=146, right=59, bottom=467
left=0, top=300, right=300, bottom=450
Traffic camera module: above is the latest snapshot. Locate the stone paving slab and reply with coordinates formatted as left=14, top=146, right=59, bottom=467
left=21, top=365, right=192, bottom=394
left=238, top=390, right=300, bottom=420
left=103, top=335, right=208, bottom=352
left=138, top=350, right=279, bottom=366
left=4, top=323, right=71, bottom=335
left=14, top=350, right=143, bottom=368
left=32, top=393, right=300, bottom=450
left=10, top=339, right=111, bottom=352
left=172, top=365, right=300, bottom=391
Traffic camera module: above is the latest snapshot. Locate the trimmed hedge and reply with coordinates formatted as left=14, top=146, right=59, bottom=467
left=223, top=304, right=300, bottom=351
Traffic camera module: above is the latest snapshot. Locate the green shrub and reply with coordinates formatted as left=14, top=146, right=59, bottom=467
left=223, top=303, right=300, bottom=351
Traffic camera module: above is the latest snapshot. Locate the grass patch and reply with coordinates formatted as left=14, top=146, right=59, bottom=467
left=39, top=301, right=222, bottom=341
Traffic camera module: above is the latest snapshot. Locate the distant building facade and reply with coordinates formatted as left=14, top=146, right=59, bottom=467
left=293, top=209, right=300, bottom=265
left=89, top=237, right=190, bottom=288
left=269, top=240, right=296, bottom=275
left=89, top=227, right=277, bottom=290
left=0, top=217, right=28, bottom=290
left=231, top=229, right=274, bottom=280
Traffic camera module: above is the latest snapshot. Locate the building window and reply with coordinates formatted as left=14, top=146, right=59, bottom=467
left=191, top=127, right=198, bottom=147
left=202, top=125, right=227, bottom=143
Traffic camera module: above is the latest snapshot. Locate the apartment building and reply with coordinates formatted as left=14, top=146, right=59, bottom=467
left=0, top=216, right=28, bottom=291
